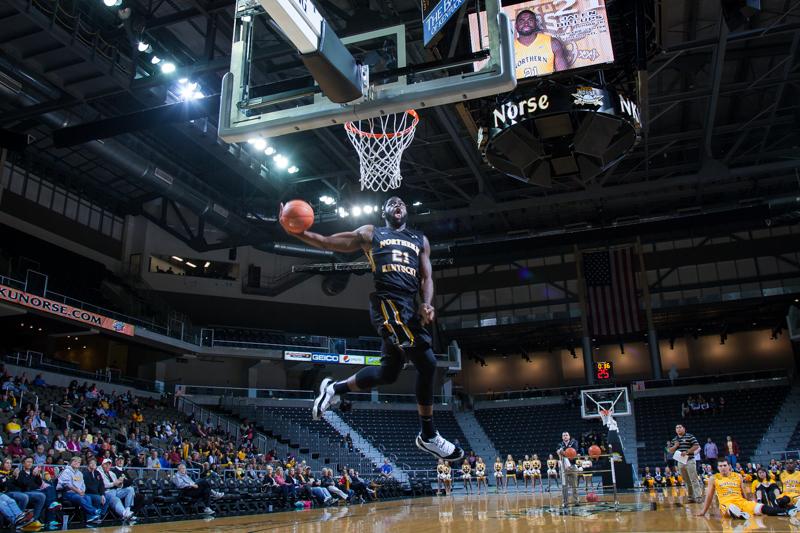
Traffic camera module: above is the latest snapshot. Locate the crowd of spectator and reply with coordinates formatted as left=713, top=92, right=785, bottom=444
left=0, top=366, right=399, bottom=529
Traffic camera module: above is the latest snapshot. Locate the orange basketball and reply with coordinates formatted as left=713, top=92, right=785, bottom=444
left=586, top=491, right=599, bottom=503
left=589, top=445, right=602, bottom=459
left=280, top=200, right=314, bottom=234
left=564, top=447, right=577, bottom=459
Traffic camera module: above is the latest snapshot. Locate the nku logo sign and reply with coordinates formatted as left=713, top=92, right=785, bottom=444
left=312, top=353, right=340, bottom=363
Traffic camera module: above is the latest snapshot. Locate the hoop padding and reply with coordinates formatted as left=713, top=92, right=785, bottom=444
left=345, top=110, right=418, bottom=192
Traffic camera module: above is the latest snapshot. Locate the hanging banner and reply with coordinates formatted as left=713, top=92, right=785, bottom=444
left=0, top=284, right=135, bottom=336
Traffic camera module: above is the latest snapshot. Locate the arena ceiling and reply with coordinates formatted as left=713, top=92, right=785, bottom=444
left=0, top=0, right=799, bottom=256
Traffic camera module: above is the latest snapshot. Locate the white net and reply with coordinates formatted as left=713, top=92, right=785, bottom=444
left=344, top=110, right=418, bottom=192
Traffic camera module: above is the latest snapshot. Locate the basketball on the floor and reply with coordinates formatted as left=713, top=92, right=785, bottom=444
left=564, top=447, right=577, bottom=459
left=280, top=200, right=314, bottom=233
left=588, top=445, right=602, bottom=459
left=586, top=492, right=599, bottom=503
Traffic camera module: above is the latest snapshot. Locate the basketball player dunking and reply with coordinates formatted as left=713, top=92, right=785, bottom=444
left=514, top=10, right=568, bottom=79
left=282, top=196, right=464, bottom=461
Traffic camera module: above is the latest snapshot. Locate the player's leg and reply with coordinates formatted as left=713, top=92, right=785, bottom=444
left=313, top=340, right=404, bottom=419
left=407, top=346, right=464, bottom=460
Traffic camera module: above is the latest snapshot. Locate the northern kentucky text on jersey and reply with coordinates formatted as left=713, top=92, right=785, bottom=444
left=378, top=238, right=420, bottom=255
left=381, top=263, right=417, bottom=276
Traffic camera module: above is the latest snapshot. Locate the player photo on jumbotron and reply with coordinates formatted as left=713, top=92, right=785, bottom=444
left=469, top=0, right=615, bottom=79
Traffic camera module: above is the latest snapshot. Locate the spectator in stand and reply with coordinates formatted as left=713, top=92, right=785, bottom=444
left=709, top=396, right=717, bottom=415
left=272, top=467, right=295, bottom=500
left=167, top=447, right=182, bottom=468
left=31, top=375, right=46, bottom=388
left=380, top=459, right=393, bottom=479
left=146, top=450, right=161, bottom=469
left=13, top=456, right=60, bottom=530
left=699, top=396, right=710, bottom=414
left=82, top=458, right=113, bottom=519
left=5, top=419, right=21, bottom=437
left=131, top=452, right=147, bottom=469
left=172, top=463, right=221, bottom=515
left=0, top=492, right=33, bottom=530
left=32, top=446, right=46, bottom=466
left=718, top=395, right=725, bottom=413
left=57, top=457, right=102, bottom=524
left=5, top=437, right=24, bottom=460
left=98, top=459, right=135, bottom=522
left=299, top=467, right=334, bottom=506
left=320, top=468, right=351, bottom=502
left=725, top=435, right=739, bottom=468
left=66, top=434, right=80, bottom=455
left=704, top=438, right=719, bottom=469
left=688, top=396, right=701, bottom=416
left=0, top=393, right=14, bottom=413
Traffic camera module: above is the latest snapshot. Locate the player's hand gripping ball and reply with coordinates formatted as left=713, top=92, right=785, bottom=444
left=279, top=200, right=314, bottom=234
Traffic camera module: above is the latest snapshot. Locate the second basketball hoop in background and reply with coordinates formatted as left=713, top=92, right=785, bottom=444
left=344, top=110, right=419, bottom=192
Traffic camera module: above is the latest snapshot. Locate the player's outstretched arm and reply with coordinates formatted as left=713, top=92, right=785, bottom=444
left=289, top=225, right=373, bottom=253
left=279, top=201, right=373, bottom=252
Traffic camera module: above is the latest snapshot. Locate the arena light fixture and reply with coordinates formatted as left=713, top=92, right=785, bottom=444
left=412, top=201, right=422, bottom=206
left=242, top=14, right=252, bottom=22
left=351, top=206, right=362, bottom=217
left=204, top=261, right=211, bottom=268
left=161, top=61, right=176, bottom=74
left=288, top=166, right=299, bottom=174
left=137, top=41, right=152, bottom=53
left=264, top=146, right=276, bottom=156
left=171, top=256, right=183, bottom=262
left=273, top=154, right=289, bottom=169
left=338, top=207, right=349, bottom=218
left=151, top=56, right=161, bottom=65
left=319, top=195, right=336, bottom=206
left=185, top=262, right=197, bottom=268
left=248, top=138, right=267, bottom=151
left=363, top=205, right=373, bottom=214
left=103, top=0, right=122, bottom=7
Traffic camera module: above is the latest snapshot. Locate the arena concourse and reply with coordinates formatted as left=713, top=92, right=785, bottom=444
left=0, top=0, right=799, bottom=531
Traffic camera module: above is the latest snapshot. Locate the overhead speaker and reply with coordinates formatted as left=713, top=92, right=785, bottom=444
left=534, top=113, right=573, bottom=139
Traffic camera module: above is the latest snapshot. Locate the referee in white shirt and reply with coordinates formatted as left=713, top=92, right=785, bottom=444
left=667, top=424, right=703, bottom=503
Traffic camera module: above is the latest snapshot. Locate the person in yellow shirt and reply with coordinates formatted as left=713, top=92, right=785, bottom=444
left=546, top=454, right=559, bottom=491
left=505, top=455, right=517, bottom=492
left=752, top=468, right=781, bottom=506
left=642, top=467, right=655, bottom=489
left=531, top=454, right=543, bottom=492
left=513, top=9, right=568, bottom=79
left=696, top=459, right=786, bottom=519
left=461, top=460, right=472, bottom=494
left=777, top=460, right=800, bottom=511
left=475, top=457, right=487, bottom=495
left=521, top=455, right=534, bottom=490
left=494, top=457, right=504, bottom=493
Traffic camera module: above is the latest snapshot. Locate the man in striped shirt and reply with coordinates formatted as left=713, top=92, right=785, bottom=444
left=667, top=424, right=703, bottom=503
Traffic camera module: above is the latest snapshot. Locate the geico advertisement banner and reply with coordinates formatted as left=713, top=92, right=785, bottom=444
left=0, top=284, right=135, bottom=336
left=311, top=353, right=340, bottom=363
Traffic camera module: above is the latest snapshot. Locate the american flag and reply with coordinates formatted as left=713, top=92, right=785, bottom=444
left=583, top=247, right=641, bottom=336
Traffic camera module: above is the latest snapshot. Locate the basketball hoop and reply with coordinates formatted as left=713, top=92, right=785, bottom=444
left=344, top=110, right=419, bottom=192
left=599, top=408, right=618, bottom=431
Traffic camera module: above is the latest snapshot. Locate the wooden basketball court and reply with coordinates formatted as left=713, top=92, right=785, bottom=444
left=80, top=490, right=799, bottom=532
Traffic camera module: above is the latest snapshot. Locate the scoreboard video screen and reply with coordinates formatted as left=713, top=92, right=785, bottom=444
left=469, top=0, right=615, bottom=79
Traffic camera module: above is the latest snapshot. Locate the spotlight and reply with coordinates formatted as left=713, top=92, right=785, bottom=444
left=151, top=56, right=161, bottom=65
left=319, top=196, right=336, bottom=206
left=103, top=0, right=122, bottom=7
left=338, top=207, right=349, bottom=218
left=412, top=201, right=422, bottom=206
left=287, top=166, right=299, bottom=174
left=179, top=82, right=200, bottom=100
left=137, top=41, right=152, bottom=53
left=351, top=206, right=362, bottom=217
left=363, top=205, right=373, bottom=214
left=273, top=154, right=289, bottom=168
left=83, top=346, right=87, bottom=349
left=204, top=261, right=211, bottom=268
left=264, top=146, right=276, bottom=156
left=251, top=139, right=267, bottom=151
left=161, top=62, right=176, bottom=74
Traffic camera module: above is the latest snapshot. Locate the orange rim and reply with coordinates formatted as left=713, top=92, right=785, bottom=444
left=344, top=109, right=419, bottom=140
